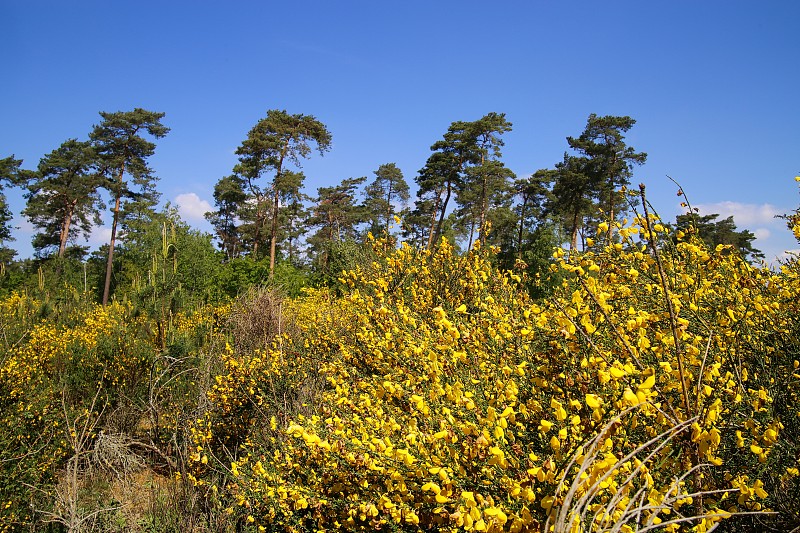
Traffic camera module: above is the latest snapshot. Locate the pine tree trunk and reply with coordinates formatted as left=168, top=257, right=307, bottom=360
left=478, top=173, right=488, bottom=245
left=433, top=181, right=452, bottom=248
left=102, top=169, right=124, bottom=306
left=570, top=210, right=580, bottom=253
left=467, top=219, right=475, bottom=251
left=478, top=155, right=488, bottom=245
left=58, top=202, right=75, bottom=258
left=517, top=194, right=528, bottom=259
left=269, top=153, right=288, bottom=279
left=608, top=188, right=615, bottom=240
left=385, top=180, right=393, bottom=235
left=269, top=188, right=279, bottom=279
left=252, top=201, right=262, bottom=259
left=426, top=188, right=443, bottom=250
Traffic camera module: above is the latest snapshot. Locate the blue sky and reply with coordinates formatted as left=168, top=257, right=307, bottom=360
left=2, top=1, right=798, bottom=262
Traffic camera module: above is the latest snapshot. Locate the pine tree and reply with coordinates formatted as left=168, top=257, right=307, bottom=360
left=415, top=112, right=513, bottom=250
left=234, top=110, right=331, bottom=278
left=565, top=114, right=647, bottom=234
left=307, top=177, right=367, bottom=270
left=674, top=212, right=763, bottom=261
left=90, top=108, right=169, bottom=305
left=363, top=163, right=410, bottom=237
left=23, top=139, right=102, bottom=258
left=206, top=174, right=248, bottom=260
left=550, top=114, right=646, bottom=250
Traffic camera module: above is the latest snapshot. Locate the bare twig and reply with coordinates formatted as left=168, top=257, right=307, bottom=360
left=639, top=184, right=691, bottom=416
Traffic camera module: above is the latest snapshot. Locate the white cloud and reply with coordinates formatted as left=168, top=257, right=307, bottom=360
left=753, top=228, right=771, bottom=240
left=16, top=218, right=35, bottom=235
left=693, top=201, right=784, bottom=227
left=777, top=249, right=800, bottom=262
left=175, top=193, right=213, bottom=222
left=88, top=226, right=113, bottom=248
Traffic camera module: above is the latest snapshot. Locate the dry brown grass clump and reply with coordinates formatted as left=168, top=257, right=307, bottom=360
left=227, top=286, right=298, bottom=355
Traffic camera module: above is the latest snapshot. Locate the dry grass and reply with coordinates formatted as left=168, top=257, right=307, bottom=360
left=108, top=470, right=168, bottom=530
left=546, top=405, right=774, bottom=532
left=91, top=432, right=146, bottom=478
left=228, top=286, right=296, bottom=355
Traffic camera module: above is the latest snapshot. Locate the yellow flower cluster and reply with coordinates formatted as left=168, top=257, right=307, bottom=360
left=173, top=302, right=231, bottom=334
left=190, top=222, right=800, bottom=531
left=0, top=299, right=134, bottom=529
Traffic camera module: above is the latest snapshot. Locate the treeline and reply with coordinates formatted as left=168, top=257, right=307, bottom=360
left=0, top=109, right=762, bottom=305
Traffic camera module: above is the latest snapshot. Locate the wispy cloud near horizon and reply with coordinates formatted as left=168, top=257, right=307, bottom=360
left=684, top=201, right=796, bottom=265
left=692, top=201, right=785, bottom=227
left=175, top=193, right=213, bottom=222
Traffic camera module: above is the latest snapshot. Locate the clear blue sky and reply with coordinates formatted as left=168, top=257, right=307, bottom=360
left=2, top=1, right=798, bottom=262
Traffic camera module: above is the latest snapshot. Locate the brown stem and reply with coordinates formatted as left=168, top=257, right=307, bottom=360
left=639, top=183, right=702, bottom=512
left=638, top=184, right=691, bottom=417
left=103, top=168, right=124, bottom=306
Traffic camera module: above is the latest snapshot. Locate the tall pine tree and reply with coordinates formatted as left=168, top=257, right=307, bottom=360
left=90, top=108, right=169, bottom=305
left=234, top=110, right=331, bottom=278
left=550, top=114, right=646, bottom=250
left=23, top=139, right=102, bottom=258
left=415, top=112, right=513, bottom=250
left=363, top=163, right=410, bottom=238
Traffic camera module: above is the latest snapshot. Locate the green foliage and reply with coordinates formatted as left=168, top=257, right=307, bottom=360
left=233, top=109, right=332, bottom=274
left=213, top=257, right=311, bottom=299
left=212, top=256, right=272, bottom=298
left=497, top=222, right=563, bottom=299
left=306, top=176, right=368, bottom=265
left=270, top=261, right=312, bottom=298
left=0, top=255, right=97, bottom=319
left=117, top=207, right=223, bottom=331
left=363, top=163, right=411, bottom=237
left=674, top=211, right=764, bottom=262
left=23, top=139, right=103, bottom=258
left=311, top=238, right=375, bottom=293
left=0, top=259, right=29, bottom=297
left=90, top=108, right=170, bottom=305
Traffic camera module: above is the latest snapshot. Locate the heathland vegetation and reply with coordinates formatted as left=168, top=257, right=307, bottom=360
left=1, top=109, right=798, bottom=531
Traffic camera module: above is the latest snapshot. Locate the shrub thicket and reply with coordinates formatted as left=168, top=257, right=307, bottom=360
left=186, top=194, right=800, bottom=532
left=2, top=183, right=800, bottom=532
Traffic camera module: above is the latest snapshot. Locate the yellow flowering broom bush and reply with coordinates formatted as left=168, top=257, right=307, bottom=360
left=0, top=295, right=228, bottom=530
left=0, top=297, right=121, bottom=527
left=0, top=182, right=796, bottom=531
left=189, top=183, right=800, bottom=532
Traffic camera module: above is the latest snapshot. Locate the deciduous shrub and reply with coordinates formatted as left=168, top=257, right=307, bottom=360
left=187, top=197, right=800, bottom=531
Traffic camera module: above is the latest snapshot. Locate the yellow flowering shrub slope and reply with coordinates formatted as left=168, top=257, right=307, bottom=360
left=0, top=299, right=121, bottom=526
left=190, top=196, right=800, bottom=531
left=3, top=182, right=798, bottom=531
